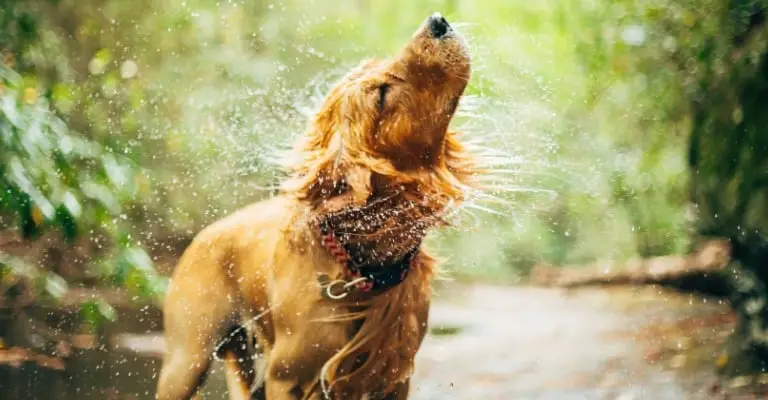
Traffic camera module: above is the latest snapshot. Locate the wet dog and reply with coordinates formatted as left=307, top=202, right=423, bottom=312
left=156, top=13, right=477, bottom=400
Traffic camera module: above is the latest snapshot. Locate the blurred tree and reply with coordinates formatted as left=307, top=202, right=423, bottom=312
left=561, top=0, right=768, bottom=373
left=687, top=0, right=768, bottom=374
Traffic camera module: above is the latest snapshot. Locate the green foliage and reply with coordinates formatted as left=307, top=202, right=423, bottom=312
left=686, top=14, right=768, bottom=244
left=0, top=62, right=164, bottom=315
left=79, top=298, right=117, bottom=331
left=0, top=252, right=68, bottom=302
left=0, top=0, right=38, bottom=60
left=1, top=65, right=128, bottom=239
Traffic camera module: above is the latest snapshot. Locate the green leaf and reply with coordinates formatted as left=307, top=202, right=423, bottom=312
left=79, top=300, right=101, bottom=329
left=96, top=298, right=117, bottom=322
left=55, top=203, right=78, bottom=243
left=44, top=273, right=69, bottom=300
left=17, top=192, right=38, bottom=238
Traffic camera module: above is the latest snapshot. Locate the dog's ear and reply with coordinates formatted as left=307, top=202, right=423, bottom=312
left=282, top=78, right=379, bottom=212
left=305, top=161, right=372, bottom=214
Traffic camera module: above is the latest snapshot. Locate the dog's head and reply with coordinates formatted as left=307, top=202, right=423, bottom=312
left=319, top=13, right=470, bottom=168
left=285, top=13, right=474, bottom=213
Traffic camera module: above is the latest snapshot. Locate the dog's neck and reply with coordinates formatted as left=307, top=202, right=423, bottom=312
left=311, top=182, right=447, bottom=265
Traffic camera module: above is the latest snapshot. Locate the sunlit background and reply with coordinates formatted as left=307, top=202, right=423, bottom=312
left=2, top=0, right=767, bottom=398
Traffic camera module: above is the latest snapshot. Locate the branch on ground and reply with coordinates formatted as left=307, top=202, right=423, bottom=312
left=529, top=240, right=731, bottom=291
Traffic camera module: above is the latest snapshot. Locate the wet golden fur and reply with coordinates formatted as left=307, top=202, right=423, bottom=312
left=157, top=15, right=478, bottom=400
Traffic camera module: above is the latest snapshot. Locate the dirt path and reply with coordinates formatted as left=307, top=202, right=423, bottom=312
left=1, top=284, right=740, bottom=399
left=410, top=284, right=731, bottom=399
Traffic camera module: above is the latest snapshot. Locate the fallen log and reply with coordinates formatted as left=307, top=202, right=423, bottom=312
left=529, top=240, right=732, bottom=295
left=0, top=346, right=65, bottom=371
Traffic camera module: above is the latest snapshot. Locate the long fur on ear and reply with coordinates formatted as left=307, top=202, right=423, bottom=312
left=280, top=91, right=374, bottom=213
left=281, top=125, right=479, bottom=213
left=307, top=161, right=372, bottom=215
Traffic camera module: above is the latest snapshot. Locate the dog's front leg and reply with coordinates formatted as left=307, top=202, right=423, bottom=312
left=262, top=339, right=310, bottom=400
left=264, top=379, right=302, bottom=400
left=264, top=360, right=302, bottom=400
left=264, top=318, right=350, bottom=400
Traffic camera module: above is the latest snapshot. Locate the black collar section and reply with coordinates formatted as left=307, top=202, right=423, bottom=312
left=346, top=247, right=418, bottom=292
left=317, top=220, right=419, bottom=293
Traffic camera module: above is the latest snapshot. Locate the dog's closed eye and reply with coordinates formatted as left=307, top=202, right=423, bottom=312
left=377, top=83, right=390, bottom=112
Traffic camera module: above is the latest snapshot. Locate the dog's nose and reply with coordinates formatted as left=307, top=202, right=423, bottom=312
left=428, top=12, right=452, bottom=38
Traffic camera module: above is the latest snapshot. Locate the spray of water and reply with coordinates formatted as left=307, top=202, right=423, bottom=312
left=140, top=10, right=622, bottom=279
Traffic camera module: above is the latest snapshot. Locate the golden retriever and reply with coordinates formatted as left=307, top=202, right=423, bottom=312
left=156, top=12, right=477, bottom=400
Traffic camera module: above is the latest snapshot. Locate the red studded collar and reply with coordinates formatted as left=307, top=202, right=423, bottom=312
left=316, top=223, right=417, bottom=299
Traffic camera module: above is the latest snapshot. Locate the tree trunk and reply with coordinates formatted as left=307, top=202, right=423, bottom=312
left=688, top=10, right=768, bottom=374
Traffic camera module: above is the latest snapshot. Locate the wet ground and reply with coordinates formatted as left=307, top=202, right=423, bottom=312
left=411, top=285, right=732, bottom=399
left=0, top=284, right=748, bottom=399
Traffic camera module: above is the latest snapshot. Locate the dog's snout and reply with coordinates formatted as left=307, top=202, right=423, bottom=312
left=428, top=12, right=451, bottom=38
